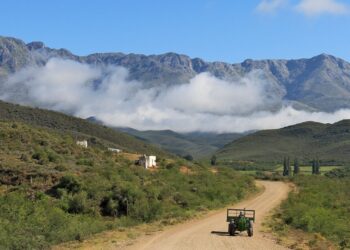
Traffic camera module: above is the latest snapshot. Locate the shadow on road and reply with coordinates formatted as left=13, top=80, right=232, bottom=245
left=211, top=231, right=250, bottom=237
left=211, top=231, right=229, bottom=237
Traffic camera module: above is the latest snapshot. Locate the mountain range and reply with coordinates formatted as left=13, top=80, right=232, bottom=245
left=1, top=36, right=350, bottom=112
left=2, top=36, right=350, bottom=159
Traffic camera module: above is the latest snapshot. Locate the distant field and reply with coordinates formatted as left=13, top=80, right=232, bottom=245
left=238, top=170, right=257, bottom=176
left=275, top=165, right=341, bottom=175
left=236, top=165, right=343, bottom=177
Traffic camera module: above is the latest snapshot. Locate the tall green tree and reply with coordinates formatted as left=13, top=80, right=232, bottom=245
left=315, top=159, right=321, bottom=175
left=312, top=159, right=316, bottom=174
left=183, top=154, right=193, bottom=161
left=211, top=155, right=217, bottom=166
left=283, top=157, right=290, bottom=176
left=293, top=158, right=299, bottom=175
left=287, top=157, right=291, bottom=177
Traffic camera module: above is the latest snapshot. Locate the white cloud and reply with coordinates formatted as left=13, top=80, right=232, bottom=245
left=1, top=58, right=350, bottom=133
left=154, top=71, right=278, bottom=116
left=296, top=0, right=349, bottom=16
left=256, top=0, right=349, bottom=16
left=256, top=0, right=287, bottom=13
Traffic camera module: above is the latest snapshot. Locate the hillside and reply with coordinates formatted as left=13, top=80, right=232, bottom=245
left=0, top=117, right=255, bottom=249
left=2, top=36, right=350, bottom=112
left=216, top=120, right=350, bottom=164
left=118, top=127, right=243, bottom=159
left=0, top=100, right=170, bottom=158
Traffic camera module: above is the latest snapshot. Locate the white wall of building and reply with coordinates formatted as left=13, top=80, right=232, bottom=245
left=108, top=148, right=122, bottom=153
left=76, top=140, right=88, bottom=148
left=139, top=155, right=157, bottom=169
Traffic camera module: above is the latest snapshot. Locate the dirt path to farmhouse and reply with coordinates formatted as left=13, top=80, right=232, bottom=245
left=55, top=181, right=290, bottom=250
left=124, top=181, right=290, bottom=250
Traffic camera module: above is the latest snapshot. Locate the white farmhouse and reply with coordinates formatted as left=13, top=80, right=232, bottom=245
left=76, top=140, right=88, bottom=148
left=108, top=148, right=122, bottom=153
left=138, top=155, right=156, bottom=169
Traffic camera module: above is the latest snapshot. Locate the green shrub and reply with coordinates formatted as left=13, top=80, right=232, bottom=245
left=100, top=197, right=120, bottom=217
left=47, top=151, right=60, bottom=163
left=166, top=163, right=176, bottom=169
left=68, top=192, right=88, bottom=214
left=55, top=165, right=67, bottom=172
left=183, top=154, right=193, bottom=161
left=53, top=176, right=81, bottom=195
left=76, top=158, right=94, bottom=166
left=39, top=140, right=49, bottom=146
left=20, top=154, right=28, bottom=162
left=32, top=151, right=46, bottom=161
left=325, top=168, right=350, bottom=178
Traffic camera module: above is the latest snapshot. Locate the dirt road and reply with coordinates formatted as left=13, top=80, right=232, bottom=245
left=126, top=181, right=290, bottom=250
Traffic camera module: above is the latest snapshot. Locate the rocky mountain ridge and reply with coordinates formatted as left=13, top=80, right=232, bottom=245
left=1, top=36, right=350, bottom=112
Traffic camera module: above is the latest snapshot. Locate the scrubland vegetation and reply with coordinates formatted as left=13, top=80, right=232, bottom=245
left=269, top=171, right=350, bottom=249
left=0, top=121, right=255, bottom=249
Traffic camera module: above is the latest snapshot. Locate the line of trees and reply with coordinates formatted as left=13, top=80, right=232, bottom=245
left=282, top=157, right=320, bottom=176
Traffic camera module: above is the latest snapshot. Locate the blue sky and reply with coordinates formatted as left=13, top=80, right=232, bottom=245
left=1, top=0, right=350, bottom=62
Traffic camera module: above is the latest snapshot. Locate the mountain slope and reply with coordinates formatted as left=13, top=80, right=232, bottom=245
left=216, top=120, right=350, bottom=164
left=1, top=36, right=350, bottom=112
left=118, top=128, right=243, bottom=159
left=0, top=100, right=170, bottom=158
left=0, top=118, right=256, bottom=249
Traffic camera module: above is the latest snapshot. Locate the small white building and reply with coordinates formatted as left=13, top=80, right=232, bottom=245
left=138, top=155, right=156, bottom=169
left=76, top=140, right=88, bottom=148
left=108, top=148, right=122, bottom=153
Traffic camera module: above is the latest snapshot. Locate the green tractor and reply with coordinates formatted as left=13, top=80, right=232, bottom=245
left=227, top=208, right=255, bottom=237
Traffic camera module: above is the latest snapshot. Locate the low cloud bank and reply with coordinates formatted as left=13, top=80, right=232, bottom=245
left=1, top=58, right=350, bottom=133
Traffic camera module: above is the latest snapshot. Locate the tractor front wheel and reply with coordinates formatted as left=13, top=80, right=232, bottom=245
left=247, top=220, right=253, bottom=237
left=228, top=222, right=236, bottom=236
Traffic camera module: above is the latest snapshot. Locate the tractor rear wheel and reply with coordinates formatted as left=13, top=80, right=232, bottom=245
left=247, top=220, right=253, bottom=237
left=228, top=222, right=236, bottom=236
